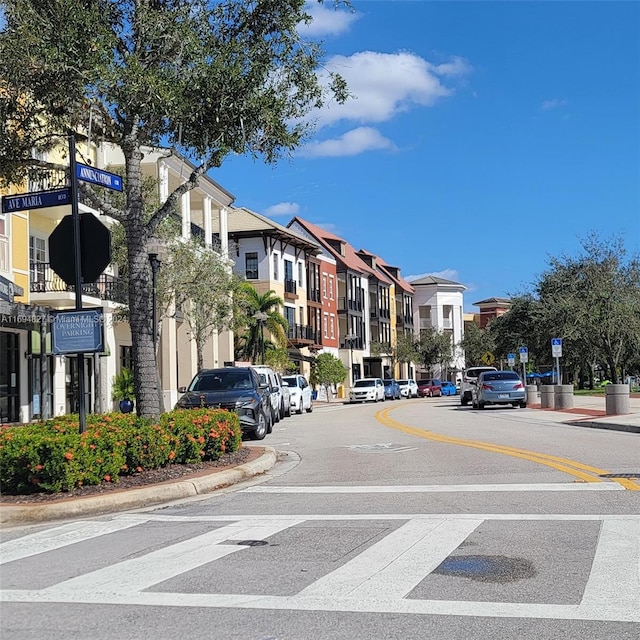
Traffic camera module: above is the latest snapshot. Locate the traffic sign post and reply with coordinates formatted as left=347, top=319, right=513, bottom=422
left=507, top=353, right=515, bottom=369
left=518, top=346, right=528, bottom=383
left=551, top=338, right=562, bottom=384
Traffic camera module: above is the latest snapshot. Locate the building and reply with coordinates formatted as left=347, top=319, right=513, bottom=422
left=473, top=297, right=512, bottom=329
left=410, top=275, right=466, bottom=382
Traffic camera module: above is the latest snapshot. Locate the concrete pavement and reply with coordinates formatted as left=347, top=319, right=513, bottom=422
left=1, top=394, right=639, bottom=527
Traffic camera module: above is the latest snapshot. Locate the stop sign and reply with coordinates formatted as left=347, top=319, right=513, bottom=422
left=48, top=213, right=112, bottom=285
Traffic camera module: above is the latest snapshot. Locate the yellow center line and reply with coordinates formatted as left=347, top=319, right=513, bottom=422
left=375, top=406, right=640, bottom=490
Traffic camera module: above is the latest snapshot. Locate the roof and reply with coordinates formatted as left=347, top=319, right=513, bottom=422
left=472, top=297, right=512, bottom=306
left=364, top=252, right=415, bottom=294
left=220, top=208, right=321, bottom=254
left=408, top=275, right=464, bottom=287
left=288, top=217, right=380, bottom=278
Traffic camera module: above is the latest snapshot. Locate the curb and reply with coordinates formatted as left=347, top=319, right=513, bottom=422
left=563, top=420, right=640, bottom=434
left=0, top=447, right=277, bottom=528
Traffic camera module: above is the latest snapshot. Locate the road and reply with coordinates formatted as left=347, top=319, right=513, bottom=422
left=2, top=396, right=639, bottom=639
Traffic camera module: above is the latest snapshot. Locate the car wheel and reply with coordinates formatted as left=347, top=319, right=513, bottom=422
left=286, top=403, right=292, bottom=417
left=252, top=410, right=268, bottom=440
left=519, top=401, right=527, bottom=408
left=297, top=401, right=303, bottom=415
left=306, top=400, right=313, bottom=413
left=479, top=401, right=485, bottom=410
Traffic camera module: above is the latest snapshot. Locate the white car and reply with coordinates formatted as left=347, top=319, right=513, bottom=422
left=397, top=379, right=418, bottom=398
left=282, top=374, right=313, bottom=414
left=251, top=365, right=284, bottom=423
left=349, top=378, right=385, bottom=403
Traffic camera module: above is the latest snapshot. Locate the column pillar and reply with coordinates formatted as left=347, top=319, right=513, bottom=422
left=181, top=192, right=191, bottom=241
left=158, top=161, right=169, bottom=204
left=219, top=206, right=229, bottom=254
left=203, top=197, right=212, bottom=247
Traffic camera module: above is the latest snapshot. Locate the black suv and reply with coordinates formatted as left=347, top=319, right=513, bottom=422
left=176, top=367, right=271, bottom=440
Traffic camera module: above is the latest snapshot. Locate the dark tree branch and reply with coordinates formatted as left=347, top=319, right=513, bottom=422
left=77, top=182, right=126, bottom=222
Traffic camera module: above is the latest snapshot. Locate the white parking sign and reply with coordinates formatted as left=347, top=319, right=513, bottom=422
left=519, top=346, right=528, bottom=363
left=551, top=338, right=562, bottom=358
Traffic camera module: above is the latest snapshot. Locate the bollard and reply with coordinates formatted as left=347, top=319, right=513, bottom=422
left=605, top=384, right=630, bottom=415
left=540, top=385, right=555, bottom=409
left=525, top=385, right=539, bottom=405
left=553, top=384, right=574, bottom=410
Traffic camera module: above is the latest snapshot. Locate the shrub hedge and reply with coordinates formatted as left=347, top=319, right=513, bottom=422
left=0, top=408, right=242, bottom=495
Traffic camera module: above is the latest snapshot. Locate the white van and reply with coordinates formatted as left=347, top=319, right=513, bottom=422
left=251, top=365, right=283, bottom=424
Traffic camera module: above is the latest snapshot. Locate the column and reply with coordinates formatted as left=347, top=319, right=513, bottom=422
left=219, top=206, right=229, bottom=254
left=158, top=161, right=169, bottom=204
left=181, top=192, right=191, bottom=241
left=203, top=197, right=212, bottom=247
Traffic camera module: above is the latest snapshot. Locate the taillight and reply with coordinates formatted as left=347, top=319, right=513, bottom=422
left=513, top=382, right=524, bottom=390
left=481, top=383, right=493, bottom=390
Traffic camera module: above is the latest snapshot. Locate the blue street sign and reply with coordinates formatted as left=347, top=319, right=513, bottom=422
left=551, top=338, right=562, bottom=346
left=519, top=346, right=528, bottom=354
left=1, top=187, right=71, bottom=214
left=51, top=308, right=105, bottom=355
left=76, top=163, right=123, bottom=192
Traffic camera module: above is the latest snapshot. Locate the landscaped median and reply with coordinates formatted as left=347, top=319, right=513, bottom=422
left=0, top=408, right=277, bottom=526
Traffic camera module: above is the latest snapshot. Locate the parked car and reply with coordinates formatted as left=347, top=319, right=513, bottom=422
left=440, top=381, right=458, bottom=396
left=349, top=378, right=385, bottom=403
left=417, top=379, right=442, bottom=397
left=471, top=370, right=526, bottom=409
left=251, top=365, right=284, bottom=425
left=397, top=379, right=419, bottom=398
left=383, top=379, right=402, bottom=400
left=460, top=366, right=497, bottom=406
left=279, top=376, right=292, bottom=418
left=176, top=367, right=271, bottom=440
left=282, top=374, right=313, bottom=414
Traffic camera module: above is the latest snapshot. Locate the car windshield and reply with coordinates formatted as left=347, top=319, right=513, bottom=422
left=482, top=372, right=521, bottom=381
left=282, top=376, right=297, bottom=387
left=188, top=371, right=252, bottom=391
left=397, top=380, right=408, bottom=385
left=354, top=380, right=375, bottom=388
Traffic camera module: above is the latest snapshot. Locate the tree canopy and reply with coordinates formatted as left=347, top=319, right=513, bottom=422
left=0, top=0, right=348, bottom=417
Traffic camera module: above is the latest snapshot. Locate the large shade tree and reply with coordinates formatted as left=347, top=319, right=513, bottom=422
left=0, top=0, right=348, bottom=417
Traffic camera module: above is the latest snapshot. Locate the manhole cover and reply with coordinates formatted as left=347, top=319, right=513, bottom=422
left=599, top=473, right=640, bottom=479
left=235, top=540, right=269, bottom=547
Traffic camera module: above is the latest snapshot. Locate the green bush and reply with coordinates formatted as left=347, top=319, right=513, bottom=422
left=0, top=408, right=242, bottom=495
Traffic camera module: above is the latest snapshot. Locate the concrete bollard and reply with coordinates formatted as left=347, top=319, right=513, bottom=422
left=553, top=384, right=574, bottom=410
left=605, top=384, right=630, bottom=415
left=525, top=385, right=539, bottom=405
left=540, top=385, right=555, bottom=409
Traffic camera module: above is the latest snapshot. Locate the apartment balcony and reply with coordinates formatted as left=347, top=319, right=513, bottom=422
left=337, top=297, right=362, bottom=313
left=307, top=288, right=321, bottom=303
left=284, top=279, right=298, bottom=300
left=287, top=323, right=319, bottom=346
left=379, top=308, right=390, bottom=320
left=30, top=262, right=127, bottom=306
left=340, top=337, right=363, bottom=350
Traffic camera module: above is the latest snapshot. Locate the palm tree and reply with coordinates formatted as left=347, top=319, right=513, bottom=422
left=236, top=283, right=288, bottom=363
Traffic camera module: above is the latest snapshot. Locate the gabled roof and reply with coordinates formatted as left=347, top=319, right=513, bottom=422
left=222, top=208, right=321, bottom=254
left=409, top=275, right=465, bottom=288
left=361, top=250, right=415, bottom=294
left=288, top=217, right=372, bottom=277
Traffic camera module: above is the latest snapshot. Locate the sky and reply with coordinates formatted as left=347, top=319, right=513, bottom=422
left=211, top=1, right=640, bottom=312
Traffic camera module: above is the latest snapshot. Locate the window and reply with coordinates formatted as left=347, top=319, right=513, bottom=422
left=329, top=276, right=334, bottom=300
left=323, top=313, right=328, bottom=337
left=322, top=275, right=327, bottom=298
left=284, top=306, right=295, bottom=327
left=299, top=306, right=304, bottom=325
left=273, top=253, right=279, bottom=280
left=120, top=345, right=133, bottom=371
left=284, top=259, right=293, bottom=282
left=29, top=236, right=46, bottom=287
left=298, top=262, right=303, bottom=287
left=330, top=315, right=335, bottom=339
left=245, top=252, right=258, bottom=279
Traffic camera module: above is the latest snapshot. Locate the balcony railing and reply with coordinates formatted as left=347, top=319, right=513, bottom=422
left=380, top=308, right=390, bottom=319
left=307, top=288, right=321, bottom=303
left=404, top=314, right=414, bottom=326
left=337, top=297, right=362, bottom=312
left=284, top=279, right=297, bottom=295
left=287, top=323, right=318, bottom=343
left=27, top=168, right=68, bottom=193
left=340, top=337, right=363, bottom=350
left=30, top=262, right=127, bottom=303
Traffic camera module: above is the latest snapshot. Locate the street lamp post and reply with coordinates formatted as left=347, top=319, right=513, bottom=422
left=253, top=311, right=268, bottom=364
left=345, top=333, right=357, bottom=385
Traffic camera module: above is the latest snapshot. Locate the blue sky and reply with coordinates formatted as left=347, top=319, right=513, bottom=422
left=212, top=1, right=640, bottom=312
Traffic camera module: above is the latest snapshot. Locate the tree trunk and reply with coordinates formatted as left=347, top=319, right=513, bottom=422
left=123, top=138, right=161, bottom=419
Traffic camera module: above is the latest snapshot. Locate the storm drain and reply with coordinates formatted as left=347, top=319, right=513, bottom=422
left=599, top=473, right=640, bottom=479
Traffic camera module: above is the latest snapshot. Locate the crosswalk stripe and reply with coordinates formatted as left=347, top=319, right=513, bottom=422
left=298, top=518, right=482, bottom=599
left=0, top=518, right=149, bottom=564
left=42, top=519, right=303, bottom=595
left=581, top=519, right=640, bottom=607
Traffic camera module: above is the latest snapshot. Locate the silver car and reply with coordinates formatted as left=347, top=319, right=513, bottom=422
left=471, top=370, right=526, bottom=409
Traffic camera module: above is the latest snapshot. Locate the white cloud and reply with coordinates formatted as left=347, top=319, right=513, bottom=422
left=298, top=3, right=360, bottom=37
left=263, top=202, right=301, bottom=217
left=406, top=269, right=460, bottom=283
left=298, top=126, right=396, bottom=158
left=541, top=98, right=568, bottom=111
left=315, top=50, right=471, bottom=128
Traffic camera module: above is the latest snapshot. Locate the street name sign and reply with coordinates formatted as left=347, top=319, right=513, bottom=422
left=518, top=346, right=529, bottom=363
left=76, top=163, right=123, bottom=192
left=51, top=309, right=104, bottom=355
left=1, top=187, right=71, bottom=214
left=551, top=338, right=562, bottom=358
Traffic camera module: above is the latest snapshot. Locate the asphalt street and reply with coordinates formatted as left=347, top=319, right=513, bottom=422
left=1, top=396, right=639, bottom=640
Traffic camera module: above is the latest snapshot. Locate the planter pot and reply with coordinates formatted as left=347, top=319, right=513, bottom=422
left=119, top=399, right=134, bottom=413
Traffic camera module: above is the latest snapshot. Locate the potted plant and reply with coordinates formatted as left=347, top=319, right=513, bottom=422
left=112, top=367, right=135, bottom=413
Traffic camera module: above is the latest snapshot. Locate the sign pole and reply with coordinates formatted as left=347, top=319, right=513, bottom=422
left=69, top=132, right=86, bottom=434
